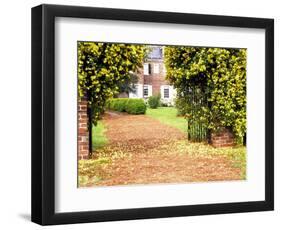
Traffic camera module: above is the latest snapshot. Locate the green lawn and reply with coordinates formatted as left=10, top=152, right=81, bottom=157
left=92, top=121, right=108, bottom=150
left=146, top=107, right=187, bottom=133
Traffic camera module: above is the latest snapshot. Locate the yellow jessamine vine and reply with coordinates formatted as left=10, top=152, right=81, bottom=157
left=78, top=42, right=147, bottom=126
left=165, top=46, right=247, bottom=143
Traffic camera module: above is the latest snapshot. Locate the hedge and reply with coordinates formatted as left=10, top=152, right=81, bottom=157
left=148, top=94, right=160, bottom=109
left=125, top=99, right=147, bottom=114
left=107, top=98, right=128, bottom=112
left=106, top=98, right=146, bottom=114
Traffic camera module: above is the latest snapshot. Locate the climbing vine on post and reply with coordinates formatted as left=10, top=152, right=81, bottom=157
left=78, top=42, right=146, bottom=154
left=164, top=46, right=247, bottom=143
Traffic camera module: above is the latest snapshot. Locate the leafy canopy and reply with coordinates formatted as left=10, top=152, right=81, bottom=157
left=78, top=42, right=146, bottom=125
left=165, top=46, right=247, bottom=142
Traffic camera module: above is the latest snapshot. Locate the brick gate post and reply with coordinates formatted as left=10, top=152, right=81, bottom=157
left=210, top=128, right=235, bottom=148
left=78, top=97, right=89, bottom=159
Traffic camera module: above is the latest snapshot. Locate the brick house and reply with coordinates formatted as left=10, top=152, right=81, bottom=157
left=127, top=46, right=176, bottom=105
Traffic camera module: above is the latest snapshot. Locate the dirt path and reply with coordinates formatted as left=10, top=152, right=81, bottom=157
left=92, top=112, right=242, bottom=186
left=104, top=112, right=186, bottom=151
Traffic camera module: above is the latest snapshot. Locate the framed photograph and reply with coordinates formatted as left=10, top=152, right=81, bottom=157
left=31, top=4, right=274, bottom=225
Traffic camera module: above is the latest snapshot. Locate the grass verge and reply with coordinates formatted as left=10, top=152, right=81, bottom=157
left=92, top=121, right=108, bottom=150
left=146, top=107, right=187, bottom=133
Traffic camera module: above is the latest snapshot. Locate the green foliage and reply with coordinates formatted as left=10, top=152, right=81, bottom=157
left=125, top=99, right=147, bottom=114
left=148, top=94, right=161, bottom=109
left=146, top=107, right=187, bottom=133
left=175, top=97, right=187, bottom=116
left=78, top=42, right=147, bottom=125
left=107, top=98, right=147, bottom=114
left=107, top=98, right=129, bottom=112
left=164, top=47, right=247, bottom=142
left=116, top=72, right=139, bottom=95
left=160, top=102, right=169, bottom=107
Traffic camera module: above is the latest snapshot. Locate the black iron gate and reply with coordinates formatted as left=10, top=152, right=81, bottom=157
left=186, top=85, right=209, bottom=142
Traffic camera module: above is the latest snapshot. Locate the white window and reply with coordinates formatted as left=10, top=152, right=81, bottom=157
left=143, top=85, right=149, bottom=97
left=164, top=87, right=169, bottom=98
left=153, top=63, right=160, bottom=74
left=143, top=63, right=149, bottom=75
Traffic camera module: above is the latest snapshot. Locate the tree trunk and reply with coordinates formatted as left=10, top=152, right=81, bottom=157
left=87, top=99, right=93, bottom=157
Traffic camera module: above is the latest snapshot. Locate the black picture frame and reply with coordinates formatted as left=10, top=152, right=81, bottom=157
left=31, top=4, right=274, bottom=225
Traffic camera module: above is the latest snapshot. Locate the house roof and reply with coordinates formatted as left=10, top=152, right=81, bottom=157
left=147, top=46, right=163, bottom=60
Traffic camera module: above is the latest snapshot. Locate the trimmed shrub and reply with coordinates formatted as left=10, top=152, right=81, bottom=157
left=106, top=98, right=146, bottom=114
left=125, top=99, right=146, bottom=114
left=160, top=101, right=169, bottom=107
left=148, top=94, right=160, bottom=109
left=109, top=98, right=128, bottom=112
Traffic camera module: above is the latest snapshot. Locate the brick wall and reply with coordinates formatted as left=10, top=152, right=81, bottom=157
left=78, top=98, right=89, bottom=160
left=210, top=128, right=235, bottom=148
left=143, top=60, right=169, bottom=96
